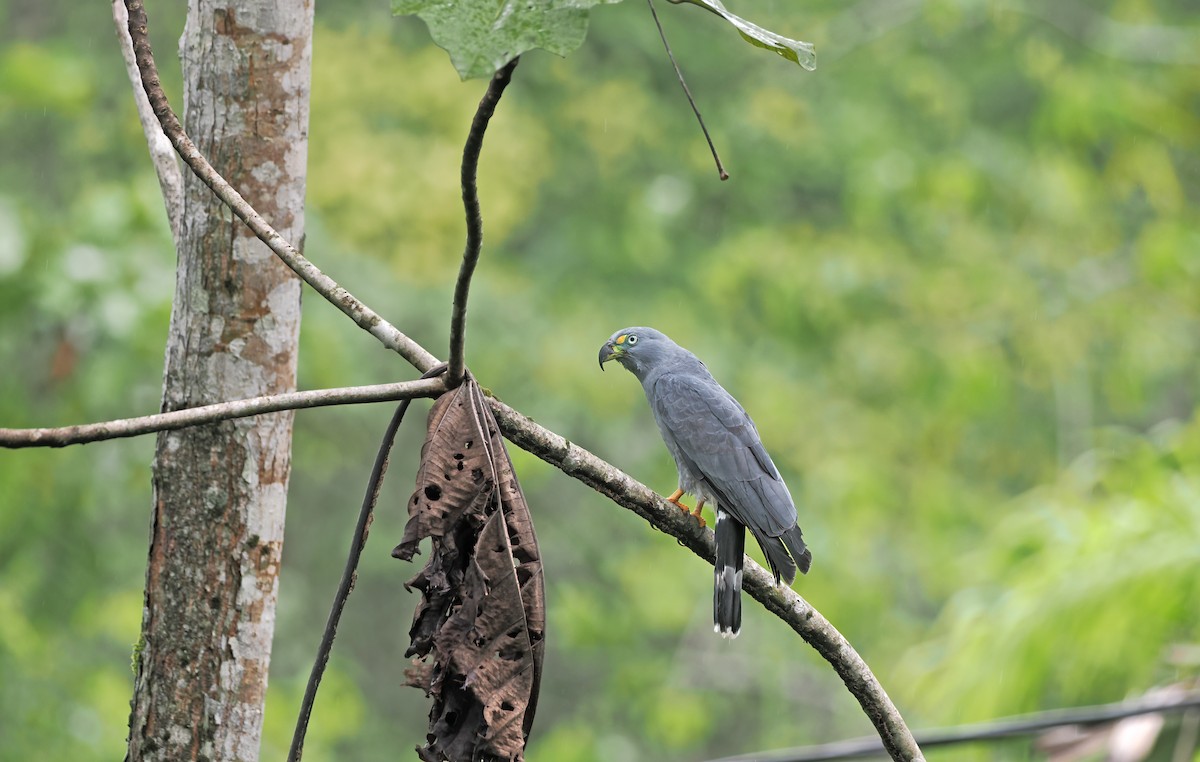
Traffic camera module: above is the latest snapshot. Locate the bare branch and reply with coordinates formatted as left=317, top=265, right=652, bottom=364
left=486, top=397, right=925, bottom=762
left=122, top=0, right=440, bottom=374
left=447, top=57, right=520, bottom=388
left=112, top=0, right=183, bottom=245
left=648, top=0, right=729, bottom=181
left=0, top=378, right=446, bottom=449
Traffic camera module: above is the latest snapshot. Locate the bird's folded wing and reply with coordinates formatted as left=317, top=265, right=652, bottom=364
left=650, top=373, right=796, bottom=537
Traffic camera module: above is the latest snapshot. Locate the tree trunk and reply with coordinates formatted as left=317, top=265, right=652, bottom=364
left=127, top=1, right=313, bottom=760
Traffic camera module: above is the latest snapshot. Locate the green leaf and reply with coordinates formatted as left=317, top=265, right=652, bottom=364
left=393, top=0, right=620, bottom=80
left=669, top=0, right=816, bottom=70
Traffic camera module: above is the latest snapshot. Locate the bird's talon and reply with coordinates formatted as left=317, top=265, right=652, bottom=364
left=665, top=488, right=691, bottom=514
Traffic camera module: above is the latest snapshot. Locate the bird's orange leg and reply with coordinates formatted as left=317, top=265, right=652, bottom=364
left=666, top=488, right=689, bottom=511
left=665, top=489, right=706, bottom=527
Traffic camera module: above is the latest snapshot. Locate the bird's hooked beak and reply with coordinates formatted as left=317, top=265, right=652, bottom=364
left=598, top=341, right=621, bottom=370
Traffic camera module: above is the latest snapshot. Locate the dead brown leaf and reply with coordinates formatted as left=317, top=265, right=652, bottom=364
left=394, top=378, right=545, bottom=762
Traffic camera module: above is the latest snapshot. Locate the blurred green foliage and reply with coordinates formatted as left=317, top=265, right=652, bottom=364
left=1, top=1, right=1198, bottom=761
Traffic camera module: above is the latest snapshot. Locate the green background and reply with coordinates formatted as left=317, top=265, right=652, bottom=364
left=0, top=0, right=1197, bottom=760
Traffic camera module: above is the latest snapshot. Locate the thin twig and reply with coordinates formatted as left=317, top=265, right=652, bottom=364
left=486, top=397, right=924, bottom=762
left=648, top=0, right=729, bottom=181
left=122, top=0, right=440, bottom=374
left=288, top=364, right=448, bottom=762
left=0, top=378, right=446, bottom=448
left=112, top=0, right=182, bottom=246
left=447, top=57, right=520, bottom=388
left=706, top=691, right=1200, bottom=762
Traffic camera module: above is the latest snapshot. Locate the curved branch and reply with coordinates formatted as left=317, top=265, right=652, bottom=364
left=122, top=0, right=440, bottom=374
left=487, top=397, right=925, bottom=762
left=0, top=378, right=446, bottom=449
left=447, top=57, right=520, bottom=388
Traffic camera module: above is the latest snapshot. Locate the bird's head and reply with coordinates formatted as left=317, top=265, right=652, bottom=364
left=598, top=326, right=672, bottom=380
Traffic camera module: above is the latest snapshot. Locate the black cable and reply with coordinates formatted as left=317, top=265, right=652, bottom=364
left=708, top=691, right=1200, bottom=762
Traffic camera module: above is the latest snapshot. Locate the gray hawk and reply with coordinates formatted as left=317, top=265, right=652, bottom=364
left=599, top=326, right=812, bottom=637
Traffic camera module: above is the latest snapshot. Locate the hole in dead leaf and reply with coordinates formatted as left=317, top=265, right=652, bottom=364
left=499, top=643, right=524, bottom=661
left=501, top=701, right=514, bottom=712
left=424, top=485, right=442, bottom=501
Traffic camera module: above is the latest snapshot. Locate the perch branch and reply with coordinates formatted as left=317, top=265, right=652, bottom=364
left=288, top=364, right=448, bottom=762
left=0, top=378, right=446, bottom=448
left=112, top=0, right=182, bottom=245
left=648, top=0, right=729, bottom=181
left=447, top=57, right=520, bottom=388
left=486, top=397, right=925, bottom=762
left=122, top=0, right=440, bottom=374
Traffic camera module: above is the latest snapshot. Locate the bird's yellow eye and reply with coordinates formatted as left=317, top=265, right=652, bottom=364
left=627, top=334, right=638, bottom=345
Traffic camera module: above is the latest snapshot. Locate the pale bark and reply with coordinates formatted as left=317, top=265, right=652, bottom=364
left=127, top=1, right=314, bottom=760
left=112, top=0, right=183, bottom=247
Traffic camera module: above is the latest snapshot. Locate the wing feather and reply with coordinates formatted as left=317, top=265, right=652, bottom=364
left=650, top=372, right=796, bottom=539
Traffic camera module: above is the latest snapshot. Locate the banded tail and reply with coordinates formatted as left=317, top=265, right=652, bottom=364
left=713, top=508, right=746, bottom=638
left=716, top=515, right=812, bottom=638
